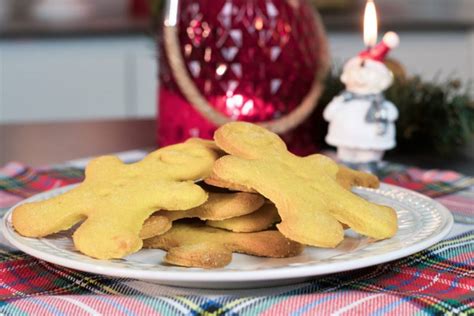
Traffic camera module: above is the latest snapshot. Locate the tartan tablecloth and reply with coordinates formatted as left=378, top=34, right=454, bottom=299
left=0, top=160, right=473, bottom=315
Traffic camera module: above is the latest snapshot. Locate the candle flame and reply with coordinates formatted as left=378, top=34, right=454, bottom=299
left=363, top=0, right=378, bottom=47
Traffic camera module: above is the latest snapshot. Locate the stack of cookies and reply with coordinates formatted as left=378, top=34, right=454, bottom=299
left=12, top=122, right=397, bottom=268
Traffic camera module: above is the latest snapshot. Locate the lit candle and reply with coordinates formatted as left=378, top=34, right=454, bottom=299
left=363, top=0, right=378, bottom=49
left=323, top=0, right=401, bottom=169
left=360, top=0, right=399, bottom=62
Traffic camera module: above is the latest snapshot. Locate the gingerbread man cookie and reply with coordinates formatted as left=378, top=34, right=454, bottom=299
left=212, top=122, right=397, bottom=248
left=12, top=143, right=218, bottom=259
left=144, top=223, right=303, bottom=268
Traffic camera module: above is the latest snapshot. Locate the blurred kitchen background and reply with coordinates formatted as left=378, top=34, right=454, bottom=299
left=0, top=0, right=473, bottom=165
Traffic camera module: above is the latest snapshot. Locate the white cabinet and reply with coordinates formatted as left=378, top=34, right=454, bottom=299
left=0, top=37, right=157, bottom=123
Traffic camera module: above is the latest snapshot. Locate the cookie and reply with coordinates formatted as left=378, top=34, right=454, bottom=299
left=212, top=122, right=398, bottom=248
left=204, top=170, right=257, bottom=193
left=206, top=202, right=280, bottom=233
left=143, top=223, right=304, bottom=268
left=206, top=161, right=377, bottom=192
left=139, top=215, right=172, bottom=240
left=185, top=138, right=226, bottom=157
left=140, top=192, right=265, bottom=239
left=12, top=143, right=218, bottom=259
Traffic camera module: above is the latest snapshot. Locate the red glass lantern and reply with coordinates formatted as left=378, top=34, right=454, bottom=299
left=158, top=0, right=329, bottom=155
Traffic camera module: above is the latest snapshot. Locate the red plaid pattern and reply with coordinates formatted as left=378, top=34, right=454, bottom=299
left=0, top=161, right=473, bottom=315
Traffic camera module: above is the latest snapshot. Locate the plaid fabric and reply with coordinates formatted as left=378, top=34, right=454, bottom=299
left=378, top=163, right=474, bottom=199
left=377, top=163, right=474, bottom=223
left=0, top=162, right=83, bottom=214
left=1, top=232, right=472, bottom=315
left=0, top=161, right=473, bottom=315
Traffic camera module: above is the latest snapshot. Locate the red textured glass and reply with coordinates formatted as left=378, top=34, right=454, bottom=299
left=158, top=0, right=327, bottom=154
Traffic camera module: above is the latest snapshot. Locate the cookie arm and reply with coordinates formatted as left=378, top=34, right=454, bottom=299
left=12, top=188, right=86, bottom=237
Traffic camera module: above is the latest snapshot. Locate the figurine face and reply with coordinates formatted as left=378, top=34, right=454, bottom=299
left=341, top=57, right=394, bottom=94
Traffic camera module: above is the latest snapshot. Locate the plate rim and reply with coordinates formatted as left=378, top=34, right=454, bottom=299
left=1, top=183, right=454, bottom=283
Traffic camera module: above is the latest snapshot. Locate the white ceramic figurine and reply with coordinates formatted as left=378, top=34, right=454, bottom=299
left=324, top=32, right=400, bottom=168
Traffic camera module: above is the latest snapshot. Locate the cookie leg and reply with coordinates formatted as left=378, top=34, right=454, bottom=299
left=326, top=185, right=398, bottom=240
left=228, top=230, right=304, bottom=258
left=73, top=217, right=143, bottom=260
left=336, top=165, right=379, bottom=189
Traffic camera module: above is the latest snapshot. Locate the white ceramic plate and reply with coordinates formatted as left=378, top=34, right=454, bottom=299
left=2, top=183, right=453, bottom=289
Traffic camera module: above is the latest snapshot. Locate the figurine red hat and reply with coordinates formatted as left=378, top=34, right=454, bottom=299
left=359, top=32, right=400, bottom=61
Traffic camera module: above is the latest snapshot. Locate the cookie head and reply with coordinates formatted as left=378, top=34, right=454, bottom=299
left=214, top=122, right=287, bottom=159
left=145, top=143, right=218, bottom=180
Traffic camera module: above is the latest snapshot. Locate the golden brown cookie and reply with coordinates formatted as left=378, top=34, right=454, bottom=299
left=140, top=192, right=265, bottom=239
left=212, top=122, right=397, bottom=248
left=12, top=143, right=218, bottom=259
left=143, top=223, right=304, bottom=268
left=206, top=162, right=377, bottom=192
left=206, top=203, right=280, bottom=233
left=185, top=138, right=226, bottom=157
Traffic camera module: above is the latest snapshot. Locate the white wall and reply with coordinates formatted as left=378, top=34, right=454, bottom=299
left=0, top=30, right=472, bottom=123
left=329, top=31, right=473, bottom=84
left=0, top=36, right=156, bottom=123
